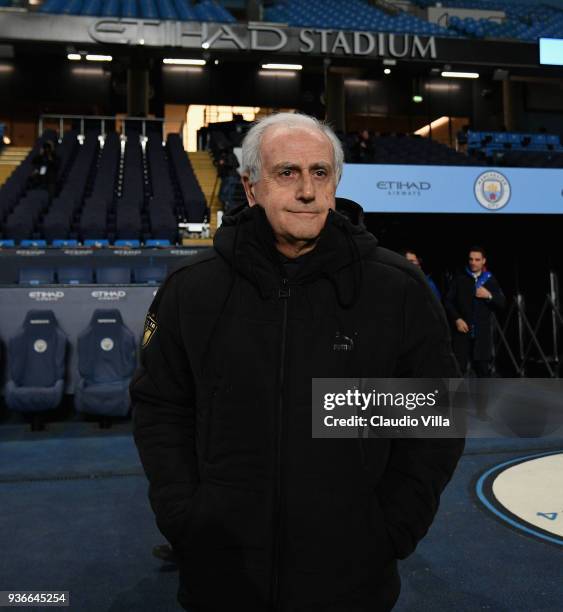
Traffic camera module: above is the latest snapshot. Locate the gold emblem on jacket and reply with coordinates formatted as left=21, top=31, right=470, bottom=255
left=141, top=313, right=157, bottom=348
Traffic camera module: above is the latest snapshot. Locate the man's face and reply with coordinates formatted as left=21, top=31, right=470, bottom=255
left=242, top=126, right=337, bottom=251
left=468, top=251, right=486, bottom=273
left=405, top=252, right=421, bottom=267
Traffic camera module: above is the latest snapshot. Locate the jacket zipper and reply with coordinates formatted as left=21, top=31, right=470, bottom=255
left=271, top=277, right=290, bottom=611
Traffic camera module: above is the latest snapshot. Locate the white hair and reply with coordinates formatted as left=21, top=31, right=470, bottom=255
left=241, top=112, right=344, bottom=184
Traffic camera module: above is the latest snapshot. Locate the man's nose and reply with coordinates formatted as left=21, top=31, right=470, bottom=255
left=296, top=173, right=315, bottom=203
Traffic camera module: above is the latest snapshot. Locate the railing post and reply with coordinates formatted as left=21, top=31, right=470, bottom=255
left=59, top=117, right=63, bottom=140
left=516, top=293, right=526, bottom=375
left=550, top=271, right=560, bottom=366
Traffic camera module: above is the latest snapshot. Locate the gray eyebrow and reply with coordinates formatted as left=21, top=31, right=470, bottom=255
left=272, top=161, right=333, bottom=171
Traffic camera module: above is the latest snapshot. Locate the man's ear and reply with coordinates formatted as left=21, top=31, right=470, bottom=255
left=242, top=175, right=256, bottom=206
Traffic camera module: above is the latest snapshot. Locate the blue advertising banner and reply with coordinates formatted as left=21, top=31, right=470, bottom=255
left=336, top=164, right=563, bottom=214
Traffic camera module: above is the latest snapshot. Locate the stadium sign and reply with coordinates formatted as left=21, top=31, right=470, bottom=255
left=338, top=164, right=563, bottom=214
left=92, top=22, right=437, bottom=59
left=0, top=14, right=438, bottom=59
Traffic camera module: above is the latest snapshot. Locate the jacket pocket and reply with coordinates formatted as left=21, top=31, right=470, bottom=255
left=172, top=486, right=205, bottom=559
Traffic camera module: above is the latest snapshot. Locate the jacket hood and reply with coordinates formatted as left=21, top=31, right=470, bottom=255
left=213, top=198, right=377, bottom=307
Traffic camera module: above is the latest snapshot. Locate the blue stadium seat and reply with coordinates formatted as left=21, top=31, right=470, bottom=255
left=57, top=266, right=95, bottom=285
left=100, top=0, right=119, bottom=17
left=52, top=239, right=79, bottom=247
left=74, top=309, right=136, bottom=417
left=19, top=268, right=56, bottom=285
left=114, top=239, right=141, bottom=247
left=0, top=239, right=15, bottom=247
left=133, top=264, right=167, bottom=284
left=82, top=0, right=103, bottom=16
left=95, top=267, right=131, bottom=284
left=122, top=0, right=138, bottom=18
left=84, top=239, right=110, bottom=247
left=4, top=310, right=67, bottom=413
left=20, top=240, right=47, bottom=248
left=144, top=239, right=171, bottom=247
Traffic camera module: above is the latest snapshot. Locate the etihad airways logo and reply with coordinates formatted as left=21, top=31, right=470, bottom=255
left=376, top=180, right=431, bottom=196
left=91, top=290, right=127, bottom=301
left=28, top=291, right=65, bottom=302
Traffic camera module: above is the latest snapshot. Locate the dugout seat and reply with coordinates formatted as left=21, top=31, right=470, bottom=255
left=95, top=267, right=131, bottom=284
left=18, top=268, right=56, bottom=285
left=74, top=309, right=136, bottom=417
left=4, top=310, right=67, bottom=414
left=133, top=264, right=167, bottom=284
left=57, top=266, right=94, bottom=285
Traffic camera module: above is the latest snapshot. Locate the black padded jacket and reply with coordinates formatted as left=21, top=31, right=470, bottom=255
left=131, top=199, right=465, bottom=612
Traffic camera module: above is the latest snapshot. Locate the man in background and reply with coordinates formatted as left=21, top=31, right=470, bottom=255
left=445, top=246, right=505, bottom=416
left=400, top=248, right=441, bottom=300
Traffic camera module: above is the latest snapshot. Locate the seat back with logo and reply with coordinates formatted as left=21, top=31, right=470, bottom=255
left=74, top=309, right=136, bottom=416
left=19, top=268, right=55, bottom=285
left=95, top=267, right=131, bottom=284
left=5, top=310, right=67, bottom=412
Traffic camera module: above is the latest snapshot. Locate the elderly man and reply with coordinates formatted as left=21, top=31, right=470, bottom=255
left=131, top=113, right=464, bottom=612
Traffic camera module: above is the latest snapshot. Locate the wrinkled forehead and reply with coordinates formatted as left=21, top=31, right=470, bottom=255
left=260, top=125, right=334, bottom=167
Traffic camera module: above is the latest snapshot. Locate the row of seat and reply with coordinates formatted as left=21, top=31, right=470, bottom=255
left=3, top=309, right=136, bottom=418
left=417, top=0, right=563, bottom=42
left=341, top=133, right=480, bottom=166
left=467, top=131, right=562, bottom=153
left=17, top=264, right=168, bottom=285
left=265, top=0, right=454, bottom=37
left=0, top=130, right=207, bottom=244
left=25, top=0, right=563, bottom=42
left=37, top=0, right=235, bottom=22
left=0, top=238, right=171, bottom=247
left=265, top=0, right=563, bottom=42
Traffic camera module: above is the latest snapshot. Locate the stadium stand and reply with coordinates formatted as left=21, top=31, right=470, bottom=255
left=261, top=0, right=562, bottom=41
left=466, top=130, right=563, bottom=168
left=2, top=0, right=563, bottom=42
left=413, top=0, right=563, bottom=41
left=0, top=127, right=209, bottom=245
left=4, top=310, right=67, bottom=414
left=74, top=309, right=136, bottom=417
left=36, top=0, right=236, bottom=22
left=343, top=132, right=482, bottom=166
left=265, top=0, right=455, bottom=36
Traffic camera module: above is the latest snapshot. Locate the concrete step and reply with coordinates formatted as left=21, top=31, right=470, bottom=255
left=0, top=147, right=30, bottom=186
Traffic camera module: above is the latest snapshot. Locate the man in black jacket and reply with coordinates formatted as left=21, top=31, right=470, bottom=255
left=445, top=246, right=506, bottom=378
left=131, top=113, right=465, bottom=612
